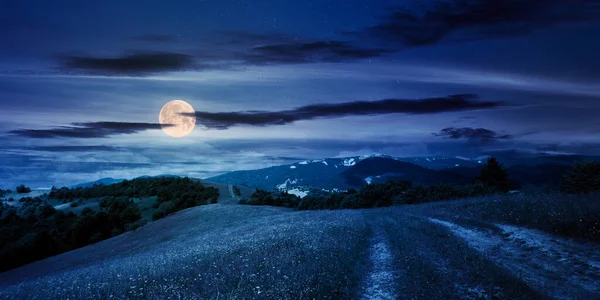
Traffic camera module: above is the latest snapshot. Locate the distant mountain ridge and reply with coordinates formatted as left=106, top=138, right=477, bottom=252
left=205, top=154, right=483, bottom=190
left=205, top=154, right=600, bottom=191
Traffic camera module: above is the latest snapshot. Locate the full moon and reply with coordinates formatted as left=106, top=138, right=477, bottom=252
left=159, top=100, right=196, bottom=138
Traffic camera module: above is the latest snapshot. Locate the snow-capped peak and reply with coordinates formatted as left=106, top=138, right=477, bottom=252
left=455, top=156, right=472, bottom=161
left=277, top=178, right=299, bottom=190
left=358, top=153, right=388, bottom=160
left=343, top=158, right=356, bottom=166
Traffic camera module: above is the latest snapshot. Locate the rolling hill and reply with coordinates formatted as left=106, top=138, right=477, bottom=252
left=1, top=198, right=598, bottom=299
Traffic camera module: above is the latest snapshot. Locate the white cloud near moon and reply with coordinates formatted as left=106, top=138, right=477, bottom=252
left=158, top=100, right=196, bottom=138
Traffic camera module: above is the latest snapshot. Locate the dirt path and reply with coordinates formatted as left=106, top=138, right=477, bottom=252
left=361, top=223, right=398, bottom=300
left=228, top=184, right=237, bottom=200
left=428, top=217, right=600, bottom=299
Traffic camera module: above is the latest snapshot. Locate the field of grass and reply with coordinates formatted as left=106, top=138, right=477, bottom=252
left=402, top=192, right=600, bottom=242
left=0, top=204, right=370, bottom=299
left=1, top=193, right=599, bottom=299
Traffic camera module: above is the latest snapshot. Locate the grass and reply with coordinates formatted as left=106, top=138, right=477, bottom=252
left=2, top=192, right=598, bottom=299
left=402, top=192, right=600, bottom=242
left=0, top=204, right=370, bottom=299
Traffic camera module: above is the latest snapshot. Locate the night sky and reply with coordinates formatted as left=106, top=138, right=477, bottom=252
left=1, top=0, right=600, bottom=188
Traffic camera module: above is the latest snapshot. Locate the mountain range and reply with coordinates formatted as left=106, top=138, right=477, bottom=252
left=206, top=154, right=600, bottom=192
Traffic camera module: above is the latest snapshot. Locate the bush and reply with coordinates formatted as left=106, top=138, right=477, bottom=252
left=241, top=189, right=301, bottom=208
left=560, top=161, right=600, bottom=194
left=232, top=185, right=241, bottom=196
left=152, top=201, right=175, bottom=221
left=16, top=184, right=31, bottom=194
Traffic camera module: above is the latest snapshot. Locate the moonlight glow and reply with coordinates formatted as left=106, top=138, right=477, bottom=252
left=159, top=100, right=196, bottom=138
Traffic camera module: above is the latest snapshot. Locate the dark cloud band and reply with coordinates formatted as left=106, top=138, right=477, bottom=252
left=183, top=94, right=501, bottom=129
left=10, top=122, right=172, bottom=139
left=60, top=52, right=196, bottom=75
left=32, top=145, right=121, bottom=152
left=367, top=0, right=600, bottom=46
left=55, top=1, right=599, bottom=76
left=433, top=127, right=512, bottom=142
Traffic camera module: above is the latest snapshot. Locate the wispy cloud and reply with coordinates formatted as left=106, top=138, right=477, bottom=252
left=32, top=145, right=122, bottom=152
left=55, top=29, right=396, bottom=76
left=365, top=0, right=600, bottom=46
left=9, top=122, right=172, bottom=139
left=433, top=127, right=512, bottom=142
left=59, top=52, right=199, bottom=75
left=11, top=1, right=600, bottom=77
left=242, top=41, right=392, bottom=64
left=183, top=94, right=501, bottom=129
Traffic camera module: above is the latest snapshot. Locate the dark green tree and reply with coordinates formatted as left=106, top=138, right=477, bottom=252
left=474, top=157, right=511, bottom=193
left=560, top=161, right=600, bottom=194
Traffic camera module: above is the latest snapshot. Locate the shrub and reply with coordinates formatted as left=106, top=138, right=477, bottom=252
left=560, top=161, right=600, bottom=194
left=232, top=185, right=241, bottom=196
left=242, top=189, right=301, bottom=208
left=16, top=184, right=32, bottom=194
left=152, top=201, right=175, bottom=221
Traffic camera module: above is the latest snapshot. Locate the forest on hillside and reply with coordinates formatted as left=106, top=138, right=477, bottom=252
left=0, top=177, right=218, bottom=272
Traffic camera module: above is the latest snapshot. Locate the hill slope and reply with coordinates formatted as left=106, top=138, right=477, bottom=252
left=1, top=202, right=598, bottom=299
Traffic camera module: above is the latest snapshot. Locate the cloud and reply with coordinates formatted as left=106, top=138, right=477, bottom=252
left=433, top=127, right=512, bottom=142
left=242, top=41, right=392, bottom=64
left=190, top=31, right=390, bottom=64
left=59, top=52, right=198, bottom=75
left=367, top=0, right=600, bottom=46
left=56, top=30, right=395, bottom=75
left=9, top=122, right=172, bottom=139
left=183, top=94, right=501, bottom=129
left=453, top=116, right=477, bottom=124
left=25, top=2, right=600, bottom=77
left=32, top=145, right=121, bottom=152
